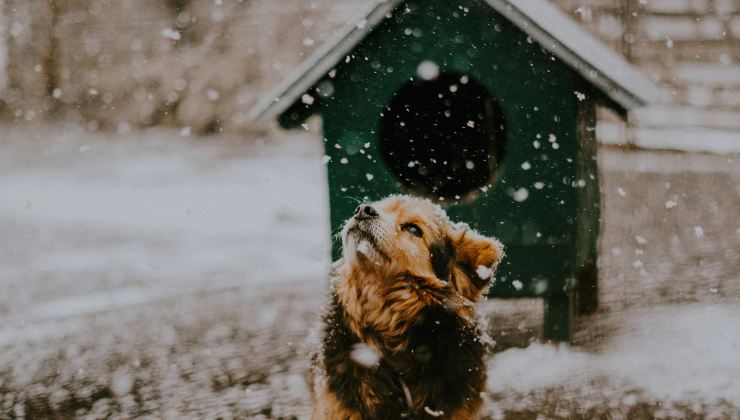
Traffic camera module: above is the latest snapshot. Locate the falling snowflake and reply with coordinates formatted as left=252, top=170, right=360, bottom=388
left=357, top=241, right=371, bottom=256
left=161, top=28, right=181, bottom=41
left=694, top=226, right=704, bottom=238
left=350, top=343, right=380, bottom=367
left=665, top=200, right=677, bottom=209
left=111, top=368, right=134, bottom=397
left=301, top=93, right=315, bottom=105
left=521, top=161, right=531, bottom=170
left=534, top=280, right=548, bottom=295
left=207, top=89, right=220, bottom=101
left=512, top=187, right=529, bottom=202
left=476, top=265, right=493, bottom=280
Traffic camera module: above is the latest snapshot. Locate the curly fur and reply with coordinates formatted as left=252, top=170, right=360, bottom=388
left=309, top=195, right=503, bottom=419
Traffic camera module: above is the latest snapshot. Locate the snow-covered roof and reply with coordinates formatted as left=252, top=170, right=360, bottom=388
left=249, top=0, right=662, bottom=121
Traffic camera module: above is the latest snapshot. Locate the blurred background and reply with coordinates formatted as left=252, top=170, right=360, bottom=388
left=0, top=0, right=738, bottom=419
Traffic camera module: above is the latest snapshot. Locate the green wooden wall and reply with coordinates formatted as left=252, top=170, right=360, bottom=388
left=312, top=0, right=599, bottom=300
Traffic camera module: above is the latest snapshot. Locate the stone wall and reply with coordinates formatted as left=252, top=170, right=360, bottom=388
left=0, top=0, right=738, bottom=134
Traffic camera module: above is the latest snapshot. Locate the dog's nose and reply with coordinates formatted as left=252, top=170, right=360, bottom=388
left=354, top=204, right=378, bottom=220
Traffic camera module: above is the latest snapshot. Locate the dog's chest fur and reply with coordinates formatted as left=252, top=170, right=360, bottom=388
left=320, top=291, right=486, bottom=419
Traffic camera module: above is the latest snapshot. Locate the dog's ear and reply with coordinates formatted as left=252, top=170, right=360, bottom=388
left=449, top=227, right=504, bottom=301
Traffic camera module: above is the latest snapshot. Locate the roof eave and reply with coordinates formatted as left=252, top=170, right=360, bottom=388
left=485, top=0, right=662, bottom=110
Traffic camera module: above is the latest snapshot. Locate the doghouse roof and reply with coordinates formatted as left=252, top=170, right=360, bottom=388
left=249, top=0, right=662, bottom=121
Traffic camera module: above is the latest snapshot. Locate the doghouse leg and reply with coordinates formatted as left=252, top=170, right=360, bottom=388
left=575, top=255, right=598, bottom=315
left=543, top=292, right=573, bottom=342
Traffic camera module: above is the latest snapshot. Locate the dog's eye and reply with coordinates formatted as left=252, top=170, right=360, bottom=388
left=402, top=223, right=423, bottom=238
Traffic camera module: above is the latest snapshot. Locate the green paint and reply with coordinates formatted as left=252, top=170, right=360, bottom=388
left=279, top=0, right=602, bottom=341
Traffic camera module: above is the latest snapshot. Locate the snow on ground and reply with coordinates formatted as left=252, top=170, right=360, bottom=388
left=0, top=123, right=330, bottom=338
left=489, top=305, right=740, bottom=409
left=0, top=122, right=738, bottom=418
left=0, top=122, right=330, bottom=418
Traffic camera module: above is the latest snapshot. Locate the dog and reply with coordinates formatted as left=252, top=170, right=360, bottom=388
left=308, top=195, right=503, bottom=419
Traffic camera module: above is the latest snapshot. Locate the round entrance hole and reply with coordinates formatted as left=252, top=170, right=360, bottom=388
left=380, top=73, right=506, bottom=200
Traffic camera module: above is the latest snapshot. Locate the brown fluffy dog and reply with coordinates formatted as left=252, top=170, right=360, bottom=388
left=309, top=195, right=503, bottom=419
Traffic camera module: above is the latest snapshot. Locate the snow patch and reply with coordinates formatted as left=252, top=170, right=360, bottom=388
left=488, top=305, right=740, bottom=405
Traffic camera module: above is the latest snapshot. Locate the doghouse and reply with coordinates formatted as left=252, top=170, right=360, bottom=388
left=250, top=0, right=660, bottom=341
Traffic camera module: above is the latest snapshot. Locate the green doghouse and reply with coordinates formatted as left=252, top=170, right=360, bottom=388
left=251, top=0, right=660, bottom=341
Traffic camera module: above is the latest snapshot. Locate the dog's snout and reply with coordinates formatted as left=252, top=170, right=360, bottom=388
left=354, top=204, right=378, bottom=220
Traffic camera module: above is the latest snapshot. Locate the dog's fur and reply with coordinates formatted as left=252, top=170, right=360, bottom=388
left=309, top=195, right=503, bottom=419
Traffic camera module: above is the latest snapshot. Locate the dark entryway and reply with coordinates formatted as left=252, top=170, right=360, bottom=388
left=380, top=73, right=506, bottom=200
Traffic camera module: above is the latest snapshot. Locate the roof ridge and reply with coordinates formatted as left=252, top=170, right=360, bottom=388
left=249, top=0, right=662, bottom=121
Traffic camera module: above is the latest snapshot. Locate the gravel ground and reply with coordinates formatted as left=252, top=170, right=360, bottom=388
left=0, top=122, right=738, bottom=419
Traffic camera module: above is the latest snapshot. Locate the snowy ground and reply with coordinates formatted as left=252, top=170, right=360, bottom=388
left=0, top=122, right=738, bottom=419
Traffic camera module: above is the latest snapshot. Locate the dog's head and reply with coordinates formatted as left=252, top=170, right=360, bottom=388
left=340, top=195, right=503, bottom=302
